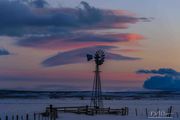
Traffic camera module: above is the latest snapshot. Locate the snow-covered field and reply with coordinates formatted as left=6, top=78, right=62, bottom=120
left=0, top=99, right=180, bottom=120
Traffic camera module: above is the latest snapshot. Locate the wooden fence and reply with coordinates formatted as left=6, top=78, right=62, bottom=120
left=1, top=105, right=176, bottom=120
left=0, top=105, right=58, bottom=120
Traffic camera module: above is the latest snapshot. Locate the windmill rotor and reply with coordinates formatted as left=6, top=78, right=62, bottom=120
left=87, top=50, right=105, bottom=65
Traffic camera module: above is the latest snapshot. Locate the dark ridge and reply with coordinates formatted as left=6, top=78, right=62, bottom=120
left=0, top=89, right=179, bottom=100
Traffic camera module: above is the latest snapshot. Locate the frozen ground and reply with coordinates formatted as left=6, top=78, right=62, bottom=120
left=0, top=99, right=180, bottom=120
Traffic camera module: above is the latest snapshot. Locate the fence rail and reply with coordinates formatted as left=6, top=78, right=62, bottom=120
left=1, top=105, right=177, bottom=120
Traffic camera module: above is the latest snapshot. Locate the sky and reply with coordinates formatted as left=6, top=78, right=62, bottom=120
left=0, top=0, right=180, bottom=91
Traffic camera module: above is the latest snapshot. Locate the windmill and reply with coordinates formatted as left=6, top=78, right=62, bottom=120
left=42, top=49, right=129, bottom=116
left=87, top=50, right=105, bottom=109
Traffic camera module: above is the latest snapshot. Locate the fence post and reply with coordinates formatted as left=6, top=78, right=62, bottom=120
left=49, top=105, right=53, bottom=120
left=38, top=114, right=40, bottom=120
left=176, top=112, right=179, bottom=118
left=53, top=109, right=56, bottom=120
left=34, top=113, right=36, bottom=120
left=125, top=107, right=129, bottom=115
left=55, top=108, right=58, bottom=118
left=168, top=106, right=173, bottom=117
left=12, top=115, right=14, bottom=120
left=108, top=107, right=110, bottom=113
left=146, top=108, right=148, bottom=117
left=5, top=115, right=8, bottom=120
left=21, top=116, right=23, bottom=120
left=121, top=108, right=124, bottom=115
left=135, top=108, right=138, bottom=116
left=16, top=115, right=19, bottom=120
left=26, top=114, right=29, bottom=120
left=85, top=105, right=88, bottom=114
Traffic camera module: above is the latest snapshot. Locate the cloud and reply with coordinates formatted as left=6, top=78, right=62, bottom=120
left=42, top=45, right=140, bottom=67
left=0, top=0, right=150, bottom=36
left=137, top=68, right=180, bottom=91
left=0, top=0, right=149, bottom=59
left=17, top=33, right=144, bottom=49
left=30, top=0, right=49, bottom=8
left=0, top=48, right=10, bottom=56
left=137, top=68, right=180, bottom=76
left=0, top=0, right=148, bottom=63
left=143, top=75, right=180, bottom=91
left=0, top=0, right=34, bottom=27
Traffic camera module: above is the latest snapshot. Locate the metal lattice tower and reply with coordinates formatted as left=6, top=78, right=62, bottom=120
left=86, top=50, right=105, bottom=109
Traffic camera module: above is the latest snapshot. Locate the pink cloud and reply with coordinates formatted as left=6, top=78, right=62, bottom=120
left=18, top=33, right=144, bottom=50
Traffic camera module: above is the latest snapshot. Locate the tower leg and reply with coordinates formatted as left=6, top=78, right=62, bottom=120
left=90, top=65, right=103, bottom=110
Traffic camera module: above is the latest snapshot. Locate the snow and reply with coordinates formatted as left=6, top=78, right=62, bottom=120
left=0, top=99, right=179, bottom=120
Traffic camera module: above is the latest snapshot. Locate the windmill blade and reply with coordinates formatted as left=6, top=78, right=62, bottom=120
left=87, top=54, right=93, bottom=61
